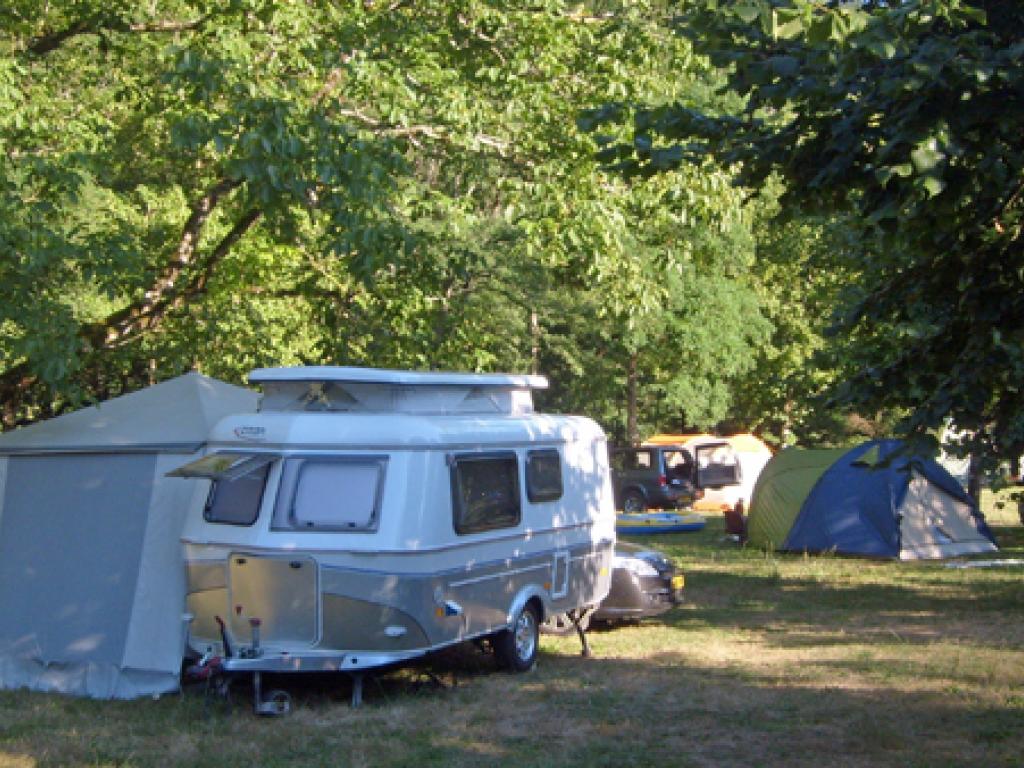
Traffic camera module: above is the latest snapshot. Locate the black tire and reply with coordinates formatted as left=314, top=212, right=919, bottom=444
left=495, top=603, right=540, bottom=672
left=622, top=490, right=647, bottom=513
left=256, top=689, right=292, bottom=717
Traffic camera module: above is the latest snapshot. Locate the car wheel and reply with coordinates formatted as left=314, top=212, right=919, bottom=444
left=540, top=610, right=591, bottom=636
left=495, top=603, right=540, bottom=672
left=622, top=490, right=647, bottom=513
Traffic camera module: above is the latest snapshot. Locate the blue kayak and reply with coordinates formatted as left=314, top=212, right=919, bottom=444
left=616, top=511, right=706, bottom=534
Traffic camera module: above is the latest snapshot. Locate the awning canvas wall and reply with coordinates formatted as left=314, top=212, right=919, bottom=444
left=0, top=374, right=258, bottom=699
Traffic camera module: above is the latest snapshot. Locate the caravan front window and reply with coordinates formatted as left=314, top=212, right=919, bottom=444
left=451, top=452, right=521, bottom=534
left=205, top=463, right=271, bottom=526
left=273, top=457, right=386, bottom=531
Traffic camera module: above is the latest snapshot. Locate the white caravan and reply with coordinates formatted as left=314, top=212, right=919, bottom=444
left=172, top=367, right=615, bottom=708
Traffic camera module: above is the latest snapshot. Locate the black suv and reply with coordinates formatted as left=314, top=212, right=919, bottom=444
left=610, top=442, right=740, bottom=512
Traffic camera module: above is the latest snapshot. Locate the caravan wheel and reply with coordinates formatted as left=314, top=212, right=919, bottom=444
left=495, top=603, right=540, bottom=672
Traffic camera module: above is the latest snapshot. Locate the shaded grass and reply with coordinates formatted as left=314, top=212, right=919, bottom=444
left=1, top=491, right=1021, bottom=767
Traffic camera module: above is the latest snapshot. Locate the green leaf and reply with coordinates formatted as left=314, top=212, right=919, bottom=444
left=866, top=39, right=897, bottom=59
left=919, top=176, right=946, bottom=197
left=910, top=143, right=944, bottom=174
left=734, top=3, right=761, bottom=24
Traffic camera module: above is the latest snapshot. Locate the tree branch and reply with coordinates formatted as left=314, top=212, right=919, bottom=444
left=26, top=13, right=210, bottom=56
left=83, top=177, right=240, bottom=350
left=106, top=205, right=263, bottom=348
left=128, top=17, right=210, bottom=34
left=26, top=17, right=94, bottom=56
left=0, top=365, right=38, bottom=429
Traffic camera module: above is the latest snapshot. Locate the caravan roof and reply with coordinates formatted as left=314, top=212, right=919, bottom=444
left=250, top=366, right=548, bottom=417
left=250, top=366, right=548, bottom=389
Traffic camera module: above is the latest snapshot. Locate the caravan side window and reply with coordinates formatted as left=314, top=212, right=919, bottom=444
left=451, top=453, right=521, bottom=534
left=526, top=449, right=563, bottom=503
left=205, top=463, right=271, bottom=526
left=273, top=457, right=386, bottom=532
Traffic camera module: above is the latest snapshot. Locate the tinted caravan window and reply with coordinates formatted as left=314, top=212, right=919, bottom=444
left=526, top=449, right=563, bottom=503
left=205, top=462, right=271, bottom=526
left=274, top=457, right=386, bottom=531
left=451, top=453, right=521, bottom=534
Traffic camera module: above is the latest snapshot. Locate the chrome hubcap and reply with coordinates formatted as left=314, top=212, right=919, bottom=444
left=515, top=611, right=537, bottom=661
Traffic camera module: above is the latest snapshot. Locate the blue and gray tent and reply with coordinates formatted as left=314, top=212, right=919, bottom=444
left=747, top=440, right=997, bottom=559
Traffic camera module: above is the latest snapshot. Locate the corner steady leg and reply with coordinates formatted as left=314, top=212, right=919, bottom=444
left=573, top=612, right=592, bottom=658
left=351, top=673, right=364, bottom=708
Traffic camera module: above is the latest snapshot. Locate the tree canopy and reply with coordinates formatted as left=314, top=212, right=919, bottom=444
left=1, top=0, right=768, bottom=442
left=588, top=0, right=1024, bottom=461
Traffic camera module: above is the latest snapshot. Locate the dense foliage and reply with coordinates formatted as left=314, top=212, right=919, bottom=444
left=588, top=0, right=1024, bottom=461
left=1, top=0, right=768, bottom=441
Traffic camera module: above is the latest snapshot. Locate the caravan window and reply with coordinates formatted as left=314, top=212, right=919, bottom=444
left=205, top=462, right=271, bottom=526
left=451, top=453, right=521, bottom=534
left=526, top=449, right=563, bottom=503
left=273, top=457, right=386, bottom=532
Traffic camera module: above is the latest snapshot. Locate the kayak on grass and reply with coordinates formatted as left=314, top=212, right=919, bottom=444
left=616, top=511, right=706, bottom=534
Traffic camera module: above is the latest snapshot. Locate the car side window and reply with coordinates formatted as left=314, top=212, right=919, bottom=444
left=451, top=452, right=521, bottom=534
left=664, top=450, right=692, bottom=479
left=526, top=449, right=563, bottom=503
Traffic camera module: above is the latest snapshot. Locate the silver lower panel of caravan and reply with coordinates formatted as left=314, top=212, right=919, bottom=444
left=184, top=541, right=612, bottom=671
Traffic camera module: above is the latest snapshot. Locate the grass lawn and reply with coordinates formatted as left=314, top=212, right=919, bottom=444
left=1, top=494, right=1021, bottom=768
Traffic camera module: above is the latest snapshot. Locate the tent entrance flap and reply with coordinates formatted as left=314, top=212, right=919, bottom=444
left=167, top=452, right=275, bottom=480
left=898, top=472, right=998, bottom=560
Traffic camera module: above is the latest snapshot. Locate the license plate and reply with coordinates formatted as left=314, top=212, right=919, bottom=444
left=671, top=574, right=685, bottom=590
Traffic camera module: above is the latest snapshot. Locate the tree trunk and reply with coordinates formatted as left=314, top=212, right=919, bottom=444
left=967, top=453, right=983, bottom=503
left=626, top=352, right=639, bottom=446
left=529, top=309, right=540, bottom=375
left=1010, top=452, right=1024, bottom=526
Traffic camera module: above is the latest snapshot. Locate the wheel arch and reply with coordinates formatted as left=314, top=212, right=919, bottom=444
left=621, top=485, right=648, bottom=501
left=506, top=585, right=549, bottom=627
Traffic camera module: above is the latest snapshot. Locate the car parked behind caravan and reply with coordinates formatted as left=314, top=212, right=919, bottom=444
left=542, top=541, right=684, bottom=634
left=644, top=433, right=773, bottom=515
left=610, top=440, right=742, bottom=512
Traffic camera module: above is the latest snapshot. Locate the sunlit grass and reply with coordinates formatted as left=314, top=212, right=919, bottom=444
left=1, top=493, right=1021, bottom=767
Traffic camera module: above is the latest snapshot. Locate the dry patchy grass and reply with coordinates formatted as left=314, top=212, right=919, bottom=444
left=1, top=491, right=1021, bottom=767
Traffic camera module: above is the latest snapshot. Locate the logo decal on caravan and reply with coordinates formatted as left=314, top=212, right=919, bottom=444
left=234, top=425, right=267, bottom=441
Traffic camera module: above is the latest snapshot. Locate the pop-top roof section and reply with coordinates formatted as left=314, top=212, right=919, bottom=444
left=249, top=366, right=548, bottom=416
